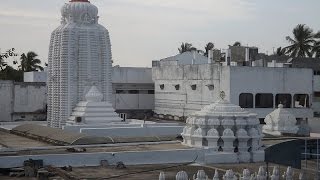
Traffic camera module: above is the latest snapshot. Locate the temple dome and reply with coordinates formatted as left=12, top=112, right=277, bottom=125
left=181, top=92, right=263, bottom=162
left=61, top=0, right=98, bottom=23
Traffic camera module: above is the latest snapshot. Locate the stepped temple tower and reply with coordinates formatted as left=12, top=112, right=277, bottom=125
left=47, top=0, right=114, bottom=128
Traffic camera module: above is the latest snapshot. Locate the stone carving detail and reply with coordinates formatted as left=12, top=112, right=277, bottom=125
left=213, top=169, right=219, bottom=180
left=223, top=169, right=237, bottom=180
left=270, top=166, right=280, bottom=180
left=241, top=169, right=251, bottom=180
left=256, top=166, right=267, bottom=180
left=159, top=167, right=313, bottom=180
left=159, top=171, right=165, bottom=180
left=299, top=172, right=306, bottom=180
left=176, top=171, right=188, bottom=180
left=48, top=0, right=113, bottom=128
left=181, top=99, right=263, bottom=163
left=194, top=170, right=208, bottom=180
left=282, top=166, right=293, bottom=180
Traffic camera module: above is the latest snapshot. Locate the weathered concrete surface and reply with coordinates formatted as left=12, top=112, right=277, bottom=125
left=80, top=126, right=184, bottom=137
left=0, top=130, right=50, bottom=148
left=0, top=149, right=200, bottom=168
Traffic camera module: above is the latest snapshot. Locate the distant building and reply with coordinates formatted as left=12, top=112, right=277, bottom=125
left=153, top=51, right=209, bottom=66
left=229, top=46, right=259, bottom=64
left=254, top=56, right=320, bottom=116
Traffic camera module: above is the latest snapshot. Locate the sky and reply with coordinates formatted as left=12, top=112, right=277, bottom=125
left=0, top=0, right=320, bottom=67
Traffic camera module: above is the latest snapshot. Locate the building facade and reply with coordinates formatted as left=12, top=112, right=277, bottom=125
left=152, top=63, right=313, bottom=121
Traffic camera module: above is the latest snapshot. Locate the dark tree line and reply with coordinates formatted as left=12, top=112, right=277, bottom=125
left=0, top=50, right=44, bottom=82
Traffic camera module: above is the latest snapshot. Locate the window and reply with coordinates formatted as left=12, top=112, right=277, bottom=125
left=239, top=93, right=253, bottom=108
left=294, top=94, right=309, bottom=108
left=255, top=93, right=273, bottom=108
left=207, top=84, right=214, bottom=91
left=116, top=90, right=126, bottom=94
left=175, top=85, right=180, bottom=90
left=128, top=90, right=139, bottom=94
left=315, top=92, right=320, bottom=97
left=314, top=71, right=320, bottom=75
left=191, top=84, right=197, bottom=90
left=275, top=94, right=292, bottom=108
left=160, top=84, right=164, bottom=90
left=148, top=90, right=155, bottom=94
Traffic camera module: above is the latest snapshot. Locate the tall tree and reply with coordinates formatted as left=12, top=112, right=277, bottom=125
left=178, top=43, right=194, bottom=54
left=285, top=24, right=315, bottom=57
left=312, top=31, right=320, bottom=58
left=19, top=51, right=44, bottom=72
left=233, top=41, right=241, bottom=46
left=0, top=55, right=7, bottom=71
left=204, top=42, right=214, bottom=57
left=275, top=47, right=286, bottom=56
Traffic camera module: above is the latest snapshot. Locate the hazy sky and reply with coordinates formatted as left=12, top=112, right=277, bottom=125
left=0, top=0, right=319, bottom=67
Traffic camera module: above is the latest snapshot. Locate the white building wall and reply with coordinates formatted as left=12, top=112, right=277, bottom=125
left=229, top=67, right=313, bottom=119
left=0, top=81, right=47, bottom=122
left=153, top=64, right=225, bottom=117
left=24, top=72, right=47, bottom=82
left=314, top=75, right=320, bottom=92
left=13, top=83, right=47, bottom=113
left=0, top=81, right=14, bottom=122
left=112, top=67, right=154, bottom=110
left=112, top=67, right=153, bottom=84
left=153, top=65, right=313, bottom=119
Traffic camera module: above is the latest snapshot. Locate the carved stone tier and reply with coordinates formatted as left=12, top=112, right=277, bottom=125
left=181, top=93, right=264, bottom=163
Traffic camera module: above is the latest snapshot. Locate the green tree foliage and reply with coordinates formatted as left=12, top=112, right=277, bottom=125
left=233, top=41, right=241, bottom=46
left=0, top=55, right=7, bottom=71
left=20, top=51, right=44, bottom=72
left=178, top=43, right=194, bottom=54
left=0, top=65, right=23, bottom=82
left=204, top=42, right=214, bottom=57
left=275, top=47, right=286, bottom=56
left=285, top=24, right=315, bottom=57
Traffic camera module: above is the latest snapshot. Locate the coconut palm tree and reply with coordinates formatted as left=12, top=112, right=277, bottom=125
left=178, top=43, right=194, bottom=54
left=285, top=24, right=316, bottom=57
left=275, top=47, right=286, bottom=56
left=0, top=56, right=7, bottom=71
left=312, top=31, right=320, bottom=58
left=204, top=42, right=214, bottom=57
left=19, top=51, right=44, bottom=72
left=233, top=41, right=241, bottom=46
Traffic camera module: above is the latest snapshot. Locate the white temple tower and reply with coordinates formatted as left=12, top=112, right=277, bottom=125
left=47, top=0, right=113, bottom=128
